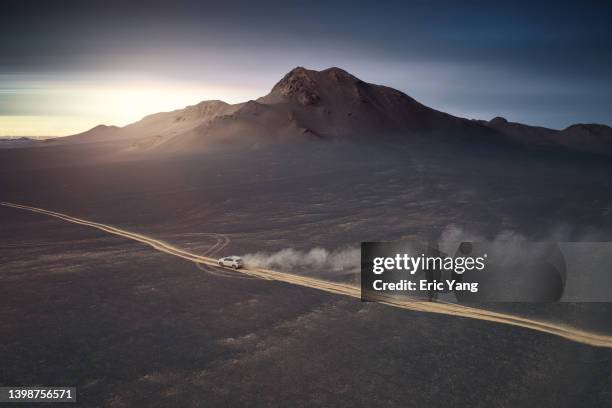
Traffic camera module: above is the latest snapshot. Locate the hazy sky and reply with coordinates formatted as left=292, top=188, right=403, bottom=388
left=1, top=0, right=611, bottom=136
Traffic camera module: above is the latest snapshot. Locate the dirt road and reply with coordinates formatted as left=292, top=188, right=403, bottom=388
left=3, top=201, right=612, bottom=348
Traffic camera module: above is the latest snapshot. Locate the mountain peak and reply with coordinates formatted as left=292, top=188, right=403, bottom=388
left=563, top=123, right=612, bottom=134
left=489, top=116, right=508, bottom=126
left=91, top=124, right=119, bottom=131
left=320, top=67, right=359, bottom=81
left=269, top=67, right=321, bottom=106
left=267, top=67, right=370, bottom=108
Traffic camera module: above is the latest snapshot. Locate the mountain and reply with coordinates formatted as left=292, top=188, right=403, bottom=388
left=484, top=117, right=557, bottom=146
left=556, top=124, right=612, bottom=154
left=46, top=124, right=121, bottom=144
left=160, top=67, right=505, bottom=153
left=256, top=67, right=481, bottom=137
left=0, top=137, right=40, bottom=148
left=44, top=67, right=612, bottom=156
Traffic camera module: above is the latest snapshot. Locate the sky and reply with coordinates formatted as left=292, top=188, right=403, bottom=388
left=1, top=0, right=611, bottom=136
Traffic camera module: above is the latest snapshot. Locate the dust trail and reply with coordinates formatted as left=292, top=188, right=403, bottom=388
left=243, top=247, right=360, bottom=274
left=3, top=201, right=612, bottom=348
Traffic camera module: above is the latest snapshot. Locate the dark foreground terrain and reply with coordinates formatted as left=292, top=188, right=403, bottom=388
left=1, top=140, right=612, bottom=407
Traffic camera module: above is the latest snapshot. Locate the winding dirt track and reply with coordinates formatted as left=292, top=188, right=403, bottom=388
left=2, top=201, right=612, bottom=348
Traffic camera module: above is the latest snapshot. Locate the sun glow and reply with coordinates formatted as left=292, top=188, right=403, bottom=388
left=0, top=77, right=262, bottom=137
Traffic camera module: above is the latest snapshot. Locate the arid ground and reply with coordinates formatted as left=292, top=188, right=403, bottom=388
left=1, top=141, right=612, bottom=407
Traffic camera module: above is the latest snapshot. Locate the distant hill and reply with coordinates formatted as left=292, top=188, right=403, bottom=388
left=0, top=137, right=41, bottom=148
left=44, top=125, right=121, bottom=144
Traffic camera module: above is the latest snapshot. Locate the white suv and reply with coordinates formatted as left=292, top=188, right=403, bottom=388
left=218, top=256, right=244, bottom=269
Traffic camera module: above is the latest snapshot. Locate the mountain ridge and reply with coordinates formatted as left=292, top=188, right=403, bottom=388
left=42, top=66, right=612, bottom=156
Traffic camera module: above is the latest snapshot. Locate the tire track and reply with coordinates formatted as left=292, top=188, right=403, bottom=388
left=2, top=201, right=612, bottom=348
left=195, top=232, right=253, bottom=279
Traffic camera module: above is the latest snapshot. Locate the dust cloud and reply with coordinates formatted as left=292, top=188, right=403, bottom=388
left=242, top=247, right=360, bottom=274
